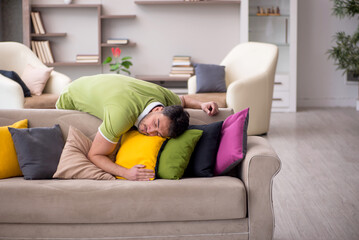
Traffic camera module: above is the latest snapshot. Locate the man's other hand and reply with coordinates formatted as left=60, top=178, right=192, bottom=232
left=201, top=101, right=219, bottom=116
left=125, top=164, right=155, bottom=181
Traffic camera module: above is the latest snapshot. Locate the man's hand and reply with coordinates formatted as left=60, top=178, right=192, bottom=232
left=88, top=132, right=155, bottom=181
left=201, top=101, right=219, bottom=116
left=180, top=95, right=219, bottom=116
left=125, top=164, right=155, bottom=181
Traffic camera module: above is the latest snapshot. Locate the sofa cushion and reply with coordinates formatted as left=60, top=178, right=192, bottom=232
left=8, top=124, right=64, bottom=180
left=115, top=130, right=166, bottom=180
left=53, top=126, right=115, bottom=180
left=0, top=176, right=246, bottom=224
left=184, top=121, right=223, bottom=178
left=0, top=119, right=28, bottom=179
left=157, top=129, right=203, bottom=180
left=24, top=93, right=59, bottom=109
left=215, top=108, right=249, bottom=176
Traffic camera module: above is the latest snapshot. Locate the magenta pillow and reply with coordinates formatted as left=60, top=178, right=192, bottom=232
left=215, top=108, right=249, bottom=176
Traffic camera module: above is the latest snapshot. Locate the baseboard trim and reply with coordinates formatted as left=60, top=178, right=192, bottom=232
left=298, top=97, right=357, bottom=108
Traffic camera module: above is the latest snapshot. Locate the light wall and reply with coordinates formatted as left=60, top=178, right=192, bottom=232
left=297, top=0, right=358, bottom=107
left=4, top=0, right=359, bottom=108
left=31, top=0, right=242, bottom=80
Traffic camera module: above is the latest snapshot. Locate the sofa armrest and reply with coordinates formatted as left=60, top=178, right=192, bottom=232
left=43, top=71, right=71, bottom=95
left=185, top=108, right=234, bottom=125
left=187, top=75, right=197, bottom=94
left=0, top=75, right=24, bottom=109
left=239, top=136, right=281, bottom=240
left=226, top=73, right=273, bottom=135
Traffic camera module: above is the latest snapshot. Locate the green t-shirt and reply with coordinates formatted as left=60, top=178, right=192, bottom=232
left=56, top=74, right=181, bottom=143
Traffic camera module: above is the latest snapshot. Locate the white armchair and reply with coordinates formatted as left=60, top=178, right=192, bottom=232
left=188, top=42, right=279, bottom=135
left=0, top=41, right=71, bottom=109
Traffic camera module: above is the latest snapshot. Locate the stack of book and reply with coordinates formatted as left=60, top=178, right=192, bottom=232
left=169, top=56, right=194, bottom=77
left=31, top=40, right=54, bottom=64
left=31, top=12, right=46, bottom=34
left=76, top=55, right=99, bottom=63
left=106, top=38, right=129, bottom=45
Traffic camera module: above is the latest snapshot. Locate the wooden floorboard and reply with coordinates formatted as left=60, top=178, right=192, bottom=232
left=264, top=107, right=359, bottom=240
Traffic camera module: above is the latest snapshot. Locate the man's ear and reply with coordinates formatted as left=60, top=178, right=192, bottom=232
left=151, top=106, right=164, bottom=112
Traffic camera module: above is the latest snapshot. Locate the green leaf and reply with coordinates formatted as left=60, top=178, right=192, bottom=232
left=121, top=69, right=131, bottom=75
left=103, top=56, right=112, bottom=64
left=121, top=56, right=132, bottom=61
left=121, top=61, right=133, bottom=69
left=110, top=63, right=120, bottom=71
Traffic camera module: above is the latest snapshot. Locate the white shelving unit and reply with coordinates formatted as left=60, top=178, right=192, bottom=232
left=247, top=0, right=297, bottom=112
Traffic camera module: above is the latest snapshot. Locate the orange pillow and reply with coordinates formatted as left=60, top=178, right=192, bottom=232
left=0, top=119, right=28, bottom=179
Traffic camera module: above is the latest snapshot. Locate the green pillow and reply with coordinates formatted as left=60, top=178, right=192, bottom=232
left=157, top=129, right=203, bottom=180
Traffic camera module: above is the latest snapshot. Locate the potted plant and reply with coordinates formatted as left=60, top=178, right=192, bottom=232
left=103, top=47, right=133, bottom=75
left=327, top=0, right=359, bottom=81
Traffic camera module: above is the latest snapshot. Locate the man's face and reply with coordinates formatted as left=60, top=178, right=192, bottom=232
left=138, top=112, right=171, bottom=138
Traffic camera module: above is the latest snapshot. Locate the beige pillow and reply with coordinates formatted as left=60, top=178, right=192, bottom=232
left=21, top=64, right=53, bottom=96
left=53, top=126, right=115, bottom=180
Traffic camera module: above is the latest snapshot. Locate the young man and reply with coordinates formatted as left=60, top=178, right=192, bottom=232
left=56, top=74, right=218, bottom=180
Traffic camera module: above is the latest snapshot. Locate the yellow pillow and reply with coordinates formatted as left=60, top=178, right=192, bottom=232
left=0, top=119, right=28, bottom=179
left=115, top=130, right=166, bottom=180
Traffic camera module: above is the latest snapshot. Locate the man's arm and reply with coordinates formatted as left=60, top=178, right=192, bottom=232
left=87, top=131, right=155, bottom=181
left=180, top=95, right=219, bottom=116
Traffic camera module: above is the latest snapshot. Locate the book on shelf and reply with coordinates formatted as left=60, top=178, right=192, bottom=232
left=170, top=70, right=194, bottom=74
left=106, top=38, right=129, bottom=44
left=170, top=55, right=194, bottom=77
left=31, top=40, right=54, bottom=64
left=171, top=66, right=194, bottom=71
left=44, top=41, right=54, bottom=63
left=31, top=12, right=46, bottom=34
left=76, top=54, right=99, bottom=60
left=76, top=54, right=99, bottom=63
left=30, top=12, right=40, bottom=34
left=75, top=59, right=99, bottom=63
left=35, top=41, right=46, bottom=63
left=169, top=73, right=192, bottom=78
left=173, top=55, right=191, bottom=61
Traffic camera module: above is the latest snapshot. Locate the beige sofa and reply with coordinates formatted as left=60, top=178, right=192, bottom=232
left=0, top=108, right=281, bottom=240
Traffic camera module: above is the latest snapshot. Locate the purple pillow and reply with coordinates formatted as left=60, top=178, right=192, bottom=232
left=215, top=108, right=249, bottom=176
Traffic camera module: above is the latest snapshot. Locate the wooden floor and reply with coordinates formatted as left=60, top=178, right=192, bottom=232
left=264, top=108, right=359, bottom=240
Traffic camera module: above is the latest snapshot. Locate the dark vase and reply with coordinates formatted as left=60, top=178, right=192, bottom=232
left=347, top=70, right=359, bottom=82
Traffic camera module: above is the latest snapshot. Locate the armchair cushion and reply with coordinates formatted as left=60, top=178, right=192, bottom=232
left=21, top=64, right=53, bottom=96
left=185, top=93, right=227, bottom=108
left=0, top=70, right=31, bottom=97
left=194, top=63, right=226, bottom=93
left=24, top=93, right=59, bottom=109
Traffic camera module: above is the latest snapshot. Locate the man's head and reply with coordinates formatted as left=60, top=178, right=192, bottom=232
left=137, top=105, right=189, bottom=138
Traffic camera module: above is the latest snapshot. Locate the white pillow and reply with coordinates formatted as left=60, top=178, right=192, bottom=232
left=21, top=64, right=53, bottom=96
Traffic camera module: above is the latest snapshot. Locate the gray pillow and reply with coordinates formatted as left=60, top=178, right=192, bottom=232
left=9, top=124, right=64, bottom=180
left=195, top=63, right=226, bottom=93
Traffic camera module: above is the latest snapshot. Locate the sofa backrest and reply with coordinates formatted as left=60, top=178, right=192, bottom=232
left=0, top=108, right=233, bottom=141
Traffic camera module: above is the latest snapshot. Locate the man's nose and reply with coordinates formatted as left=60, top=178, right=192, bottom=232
left=147, top=126, right=157, bottom=136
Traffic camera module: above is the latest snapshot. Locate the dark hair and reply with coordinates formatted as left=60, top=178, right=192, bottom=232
left=162, top=105, right=189, bottom=138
